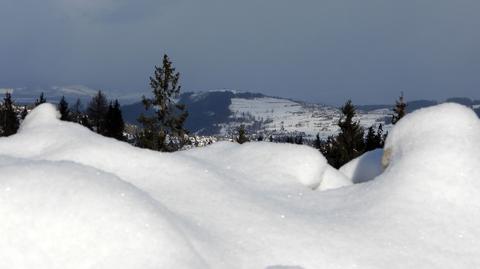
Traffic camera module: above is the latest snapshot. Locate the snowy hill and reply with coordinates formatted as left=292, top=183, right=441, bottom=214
left=1, top=103, right=480, bottom=268
left=1, top=85, right=143, bottom=105
left=124, top=90, right=393, bottom=139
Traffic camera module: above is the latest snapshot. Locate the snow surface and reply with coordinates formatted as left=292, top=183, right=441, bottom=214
left=225, top=97, right=392, bottom=138
left=1, top=103, right=480, bottom=268
left=339, top=149, right=384, bottom=183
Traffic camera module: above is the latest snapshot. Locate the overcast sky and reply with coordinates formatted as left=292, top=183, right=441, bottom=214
left=1, top=0, right=479, bottom=105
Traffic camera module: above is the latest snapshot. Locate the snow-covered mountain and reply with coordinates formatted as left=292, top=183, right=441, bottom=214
left=222, top=94, right=392, bottom=139
left=1, top=85, right=143, bottom=105
left=124, top=90, right=393, bottom=139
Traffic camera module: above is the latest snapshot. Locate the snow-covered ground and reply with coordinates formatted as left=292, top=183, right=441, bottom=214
left=1, top=103, right=479, bottom=268
left=225, top=97, right=391, bottom=139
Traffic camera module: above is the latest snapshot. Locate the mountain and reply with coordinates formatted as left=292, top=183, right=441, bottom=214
left=123, top=90, right=394, bottom=139
left=1, top=85, right=143, bottom=105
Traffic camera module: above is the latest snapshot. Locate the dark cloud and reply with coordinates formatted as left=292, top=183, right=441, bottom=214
left=1, top=0, right=479, bottom=104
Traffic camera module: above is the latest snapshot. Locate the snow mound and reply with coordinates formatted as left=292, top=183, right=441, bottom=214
left=0, top=158, right=206, bottom=269
left=1, top=103, right=480, bottom=268
left=181, top=141, right=350, bottom=190
left=339, top=149, right=384, bottom=183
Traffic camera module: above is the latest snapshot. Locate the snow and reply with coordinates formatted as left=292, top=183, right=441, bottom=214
left=339, top=149, right=384, bottom=183
left=1, top=103, right=480, bottom=268
left=226, top=97, right=392, bottom=139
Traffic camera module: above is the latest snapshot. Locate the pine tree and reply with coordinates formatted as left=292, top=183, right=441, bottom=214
left=313, top=133, right=321, bottom=149
left=80, top=115, right=92, bottom=130
left=138, top=54, right=189, bottom=151
left=330, top=100, right=365, bottom=168
left=364, top=126, right=376, bottom=151
left=35, top=92, right=46, bottom=106
left=20, top=106, right=28, bottom=120
left=320, top=135, right=341, bottom=167
left=0, top=92, right=19, bottom=136
left=58, top=96, right=71, bottom=121
left=87, top=90, right=108, bottom=134
left=71, top=98, right=83, bottom=123
left=236, top=124, right=249, bottom=144
left=366, top=124, right=385, bottom=151
left=374, top=124, right=384, bottom=148
left=392, top=92, right=407, bottom=124
left=104, top=100, right=125, bottom=140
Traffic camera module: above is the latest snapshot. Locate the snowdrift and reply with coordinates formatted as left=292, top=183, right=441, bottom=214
left=0, top=103, right=479, bottom=268
left=339, top=149, right=384, bottom=183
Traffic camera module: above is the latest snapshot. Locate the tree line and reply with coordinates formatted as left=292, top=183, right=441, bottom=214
left=235, top=95, right=407, bottom=169
left=0, top=54, right=190, bottom=152
left=0, top=90, right=125, bottom=141
left=0, top=53, right=407, bottom=169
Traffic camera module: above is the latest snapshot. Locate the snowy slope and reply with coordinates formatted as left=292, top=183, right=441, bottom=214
left=4, top=85, right=145, bottom=104
left=167, top=91, right=393, bottom=138
left=1, top=103, right=480, bottom=268
left=225, top=96, right=391, bottom=139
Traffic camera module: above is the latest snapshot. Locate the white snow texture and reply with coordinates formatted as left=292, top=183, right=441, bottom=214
left=0, top=103, right=479, bottom=268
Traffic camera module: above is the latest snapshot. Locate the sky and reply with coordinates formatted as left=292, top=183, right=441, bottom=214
left=1, top=0, right=479, bottom=105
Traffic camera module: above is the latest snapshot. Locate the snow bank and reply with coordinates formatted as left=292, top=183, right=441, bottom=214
left=0, top=158, right=206, bottom=269
left=1, top=103, right=480, bottom=268
left=339, top=149, right=384, bottom=183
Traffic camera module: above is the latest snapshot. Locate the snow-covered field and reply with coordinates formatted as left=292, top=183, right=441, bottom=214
left=226, top=97, right=391, bottom=138
left=1, top=103, right=479, bottom=268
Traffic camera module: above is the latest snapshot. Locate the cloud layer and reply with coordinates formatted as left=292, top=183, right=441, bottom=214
left=1, top=0, right=479, bottom=104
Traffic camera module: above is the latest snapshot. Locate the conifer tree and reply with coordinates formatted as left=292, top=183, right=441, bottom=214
left=138, top=54, right=189, bottom=151
left=320, top=135, right=341, bottom=167
left=364, top=126, right=377, bottom=151
left=0, top=92, right=19, bottom=136
left=236, top=124, right=249, bottom=144
left=104, top=100, right=125, bottom=140
left=330, top=100, right=365, bottom=168
left=364, top=124, right=384, bottom=152
left=58, top=96, right=71, bottom=121
left=35, top=92, right=46, bottom=106
left=87, top=90, right=108, bottom=134
left=71, top=98, right=83, bottom=123
left=20, top=106, right=28, bottom=120
left=374, top=124, right=384, bottom=148
left=313, top=133, right=321, bottom=149
left=392, top=92, right=407, bottom=124
left=81, top=115, right=92, bottom=130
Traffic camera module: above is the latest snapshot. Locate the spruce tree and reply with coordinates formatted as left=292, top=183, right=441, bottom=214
left=364, top=124, right=384, bottom=152
left=81, top=115, right=92, bottom=130
left=20, top=106, right=28, bottom=120
left=331, top=100, right=365, bottom=168
left=374, top=124, right=384, bottom=148
left=320, top=135, right=341, bottom=167
left=104, top=100, right=125, bottom=140
left=364, top=126, right=377, bottom=151
left=138, top=54, right=189, bottom=152
left=0, top=92, right=19, bottom=136
left=35, top=92, right=46, bottom=106
left=71, top=98, right=83, bottom=123
left=58, top=96, right=71, bottom=121
left=236, top=124, right=249, bottom=144
left=87, top=90, right=108, bottom=134
left=313, top=133, right=321, bottom=149
left=392, top=92, right=407, bottom=124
